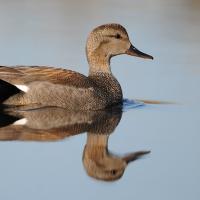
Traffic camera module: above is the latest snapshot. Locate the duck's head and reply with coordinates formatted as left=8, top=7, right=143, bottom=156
left=83, top=133, right=150, bottom=182
left=83, top=144, right=150, bottom=182
left=86, top=23, right=153, bottom=73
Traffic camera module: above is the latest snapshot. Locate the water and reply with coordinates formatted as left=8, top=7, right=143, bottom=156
left=0, top=0, right=200, bottom=199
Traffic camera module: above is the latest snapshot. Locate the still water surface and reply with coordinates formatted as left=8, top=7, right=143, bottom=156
left=0, top=0, right=200, bottom=199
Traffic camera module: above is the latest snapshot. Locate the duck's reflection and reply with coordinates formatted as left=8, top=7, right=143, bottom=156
left=83, top=133, right=149, bottom=181
left=0, top=106, right=150, bottom=181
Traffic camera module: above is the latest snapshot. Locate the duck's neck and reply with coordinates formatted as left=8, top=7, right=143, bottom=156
left=86, top=133, right=108, bottom=147
left=87, top=50, right=123, bottom=103
left=85, top=133, right=109, bottom=159
left=88, top=51, right=111, bottom=75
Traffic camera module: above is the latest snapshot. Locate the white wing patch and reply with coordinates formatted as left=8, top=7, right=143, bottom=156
left=15, top=85, right=29, bottom=92
left=13, top=118, right=28, bottom=126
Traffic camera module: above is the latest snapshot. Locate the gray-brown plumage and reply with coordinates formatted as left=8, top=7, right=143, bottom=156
left=0, top=24, right=153, bottom=110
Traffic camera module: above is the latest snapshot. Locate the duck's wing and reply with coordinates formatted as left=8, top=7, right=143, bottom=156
left=0, top=66, right=91, bottom=88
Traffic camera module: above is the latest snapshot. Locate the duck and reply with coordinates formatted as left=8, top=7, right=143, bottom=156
left=0, top=23, right=153, bottom=110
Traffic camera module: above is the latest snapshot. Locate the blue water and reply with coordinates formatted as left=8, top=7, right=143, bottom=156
left=123, top=99, right=144, bottom=111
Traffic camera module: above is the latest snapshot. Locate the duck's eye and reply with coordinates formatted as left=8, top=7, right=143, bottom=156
left=111, top=170, right=117, bottom=175
left=115, top=33, right=121, bottom=39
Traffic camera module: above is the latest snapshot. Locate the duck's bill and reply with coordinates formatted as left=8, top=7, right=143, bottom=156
left=126, top=44, right=153, bottom=60
left=122, top=150, right=151, bottom=164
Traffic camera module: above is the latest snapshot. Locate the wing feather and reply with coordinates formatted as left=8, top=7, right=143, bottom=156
left=0, top=66, right=92, bottom=88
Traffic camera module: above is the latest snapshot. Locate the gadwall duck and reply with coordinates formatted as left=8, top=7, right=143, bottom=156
left=0, top=23, right=153, bottom=110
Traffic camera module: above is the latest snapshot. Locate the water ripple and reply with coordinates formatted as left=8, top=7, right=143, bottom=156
left=123, top=99, right=144, bottom=111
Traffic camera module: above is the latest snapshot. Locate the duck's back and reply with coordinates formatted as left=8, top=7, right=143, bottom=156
left=0, top=66, right=91, bottom=87
left=0, top=66, right=122, bottom=110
